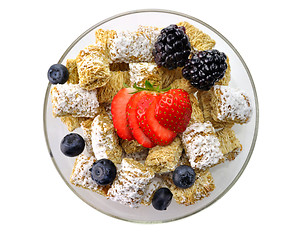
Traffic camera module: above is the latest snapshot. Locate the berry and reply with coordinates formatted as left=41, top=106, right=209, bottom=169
left=153, top=24, right=191, bottom=70
left=48, top=64, right=69, bottom=84
left=90, top=159, right=117, bottom=185
left=172, top=165, right=196, bottom=189
left=182, top=50, right=227, bottom=91
left=60, top=133, right=85, bottom=157
left=152, top=188, right=173, bottom=211
left=139, top=97, right=177, bottom=146
left=126, top=91, right=156, bottom=148
left=155, top=89, right=192, bottom=133
left=111, top=88, right=135, bottom=141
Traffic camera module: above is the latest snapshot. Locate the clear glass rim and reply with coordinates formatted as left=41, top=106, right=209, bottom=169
left=43, top=8, right=259, bottom=224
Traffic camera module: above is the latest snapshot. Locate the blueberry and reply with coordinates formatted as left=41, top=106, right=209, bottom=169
left=172, top=165, right=196, bottom=189
left=48, top=64, right=69, bottom=84
left=90, top=159, right=117, bottom=185
left=152, top=188, right=173, bottom=211
left=60, top=133, right=85, bottom=157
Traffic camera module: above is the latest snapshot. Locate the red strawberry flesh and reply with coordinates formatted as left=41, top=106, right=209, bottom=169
left=111, top=88, right=134, bottom=140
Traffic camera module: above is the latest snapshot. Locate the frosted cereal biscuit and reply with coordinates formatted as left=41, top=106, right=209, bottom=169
left=177, top=21, right=215, bottom=51
left=164, top=169, right=215, bottom=206
left=180, top=121, right=224, bottom=170
left=216, top=57, right=231, bottom=86
left=80, top=118, right=94, bottom=155
left=197, top=90, right=234, bottom=129
left=51, top=84, right=100, bottom=118
left=66, top=59, right=79, bottom=84
left=70, top=154, right=110, bottom=197
left=129, top=63, right=162, bottom=88
left=145, top=137, right=183, bottom=174
left=60, top=116, right=86, bottom=132
left=210, top=85, right=253, bottom=124
left=109, top=26, right=160, bottom=63
left=76, top=45, right=111, bottom=90
left=107, top=158, right=155, bottom=208
left=216, top=127, right=242, bottom=161
left=169, top=78, right=197, bottom=94
left=97, top=71, right=130, bottom=104
left=91, top=109, right=122, bottom=164
left=141, top=177, right=163, bottom=206
left=188, top=94, right=205, bottom=125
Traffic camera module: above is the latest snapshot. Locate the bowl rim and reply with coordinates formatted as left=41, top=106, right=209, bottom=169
left=43, top=8, right=259, bottom=224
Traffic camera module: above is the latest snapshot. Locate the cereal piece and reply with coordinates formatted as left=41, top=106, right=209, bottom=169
left=216, top=57, right=231, bottom=86
left=109, top=63, right=130, bottom=71
left=76, top=45, right=111, bottom=90
left=97, top=71, right=130, bottom=104
left=91, top=109, right=122, bottom=164
left=210, top=85, right=253, bottom=124
left=51, top=84, right=100, bottom=118
left=109, top=26, right=160, bottom=63
left=95, top=29, right=116, bottom=58
left=70, top=154, right=110, bottom=196
left=66, top=59, right=79, bottom=84
left=188, top=94, right=205, bottom=125
left=107, top=158, right=155, bottom=208
left=129, top=63, right=162, bottom=88
left=169, top=78, right=197, bottom=94
left=197, top=90, right=234, bottom=129
left=121, top=139, right=146, bottom=155
left=160, top=67, right=183, bottom=88
left=164, top=169, right=215, bottom=206
left=141, top=177, right=163, bottom=206
left=177, top=21, right=215, bottom=51
left=216, top=127, right=242, bottom=161
left=60, top=116, right=86, bottom=132
left=80, top=118, right=94, bottom=155
left=145, top=137, right=183, bottom=174
left=180, top=121, right=224, bottom=170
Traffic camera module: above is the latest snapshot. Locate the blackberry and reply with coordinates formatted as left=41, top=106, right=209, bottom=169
left=182, top=50, right=227, bottom=91
left=153, top=24, right=191, bottom=70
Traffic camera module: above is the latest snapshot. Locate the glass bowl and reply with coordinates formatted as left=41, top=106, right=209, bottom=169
left=43, top=9, right=259, bottom=223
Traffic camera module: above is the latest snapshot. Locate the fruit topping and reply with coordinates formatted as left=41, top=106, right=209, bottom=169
left=182, top=49, right=227, bottom=90
left=126, top=91, right=156, bottom=148
left=172, top=165, right=196, bottom=189
left=153, top=24, right=191, bottom=70
left=152, top=187, right=173, bottom=211
left=154, top=89, right=192, bottom=133
left=111, top=88, right=135, bottom=140
left=60, top=133, right=85, bottom=157
left=48, top=64, right=69, bottom=84
left=139, top=98, right=177, bottom=146
left=90, top=159, right=117, bottom=185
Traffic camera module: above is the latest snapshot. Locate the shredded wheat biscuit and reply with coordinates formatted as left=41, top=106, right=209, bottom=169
left=145, top=137, right=183, bottom=174
left=159, top=67, right=183, bottom=88
left=188, top=94, right=205, bottom=125
left=216, top=127, right=242, bottom=161
left=107, top=158, right=155, bottom=208
left=164, top=169, right=215, bottom=206
left=95, top=29, right=116, bottom=59
left=70, top=154, right=110, bottom=196
left=169, top=78, right=197, bottom=94
left=60, top=116, right=86, bottom=132
left=177, top=21, right=215, bottom=51
left=76, top=45, right=111, bottom=90
left=91, top=108, right=122, bottom=164
left=121, top=139, right=147, bottom=155
left=80, top=118, right=94, bottom=155
left=216, top=57, right=231, bottom=86
left=66, top=59, right=79, bottom=84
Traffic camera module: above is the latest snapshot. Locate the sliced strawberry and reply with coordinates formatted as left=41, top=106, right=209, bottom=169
left=126, top=91, right=156, bottom=148
left=111, top=88, right=134, bottom=140
left=139, top=98, right=177, bottom=146
left=155, top=89, right=192, bottom=133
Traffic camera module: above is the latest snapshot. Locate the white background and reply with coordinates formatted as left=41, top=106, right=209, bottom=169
left=1, top=0, right=304, bottom=239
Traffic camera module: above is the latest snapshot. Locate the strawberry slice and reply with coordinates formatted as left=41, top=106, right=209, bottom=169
left=155, top=89, right=192, bottom=133
left=139, top=97, right=177, bottom=146
left=111, top=88, right=134, bottom=140
left=126, top=91, right=156, bottom=148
